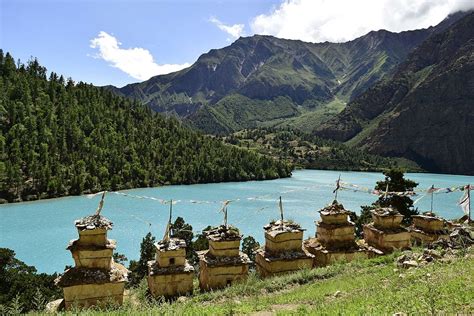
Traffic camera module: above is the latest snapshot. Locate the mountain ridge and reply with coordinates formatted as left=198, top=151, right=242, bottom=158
left=314, top=12, right=474, bottom=175
left=103, top=12, right=473, bottom=174
left=108, top=13, right=468, bottom=134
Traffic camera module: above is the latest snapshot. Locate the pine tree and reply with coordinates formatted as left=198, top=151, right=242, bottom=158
left=355, top=169, right=419, bottom=236
left=128, top=232, right=156, bottom=287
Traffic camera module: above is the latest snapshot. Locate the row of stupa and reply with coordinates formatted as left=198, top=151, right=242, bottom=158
left=53, top=195, right=449, bottom=310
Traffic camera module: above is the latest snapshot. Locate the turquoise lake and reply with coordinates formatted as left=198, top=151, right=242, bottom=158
left=0, top=169, right=472, bottom=273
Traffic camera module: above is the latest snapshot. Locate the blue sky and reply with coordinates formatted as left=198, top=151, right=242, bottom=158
left=1, top=0, right=280, bottom=86
left=1, top=0, right=471, bottom=87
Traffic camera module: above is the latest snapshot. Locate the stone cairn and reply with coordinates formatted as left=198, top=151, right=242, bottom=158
left=363, top=207, right=411, bottom=253
left=255, top=197, right=314, bottom=277
left=304, top=200, right=367, bottom=267
left=55, top=194, right=127, bottom=309
left=198, top=225, right=250, bottom=290
left=147, top=202, right=194, bottom=298
left=410, top=212, right=449, bottom=245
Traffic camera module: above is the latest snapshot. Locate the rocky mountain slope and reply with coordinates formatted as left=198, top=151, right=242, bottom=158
left=111, top=13, right=466, bottom=134
left=315, top=12, right=474, bottom=175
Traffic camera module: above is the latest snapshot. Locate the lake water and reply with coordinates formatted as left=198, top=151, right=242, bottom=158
left=0, top=169, right=472, bottom=273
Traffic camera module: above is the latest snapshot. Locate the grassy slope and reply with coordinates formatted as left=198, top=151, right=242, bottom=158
left=269, top=97, right=347, bottom=133
left=56, top=249, right=473, bottom=315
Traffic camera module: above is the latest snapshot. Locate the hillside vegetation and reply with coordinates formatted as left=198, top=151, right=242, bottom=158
left=0, top=52, right=291, bottom=203
left=223, top=128, right=422, bottom=172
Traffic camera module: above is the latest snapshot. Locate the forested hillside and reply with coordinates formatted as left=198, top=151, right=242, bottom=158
left=223, top=128, right=421, bottom=172
left=0, top=51, right=291, bottom=203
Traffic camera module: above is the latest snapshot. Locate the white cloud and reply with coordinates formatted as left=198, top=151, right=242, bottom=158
left=251, top=0, right=474, bottom=43
left=90, top=31, right=191, bottom=81
left=209, top=17, right=245, bottom=39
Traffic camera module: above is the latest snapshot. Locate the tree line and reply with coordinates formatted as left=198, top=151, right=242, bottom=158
left=0, top=51, right=291, bottom=202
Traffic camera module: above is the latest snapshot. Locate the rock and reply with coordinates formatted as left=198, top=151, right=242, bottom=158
left=25, top=194, right=38, bottom=201
left=396, top=254, right=407, bottom=263
left=46, top=299, right=64, bottom=312
left=177, top=296, right=187, bottom=303
left=424, top=249, right=442, bottom=259
left=402, top=260, right=418, bottom=268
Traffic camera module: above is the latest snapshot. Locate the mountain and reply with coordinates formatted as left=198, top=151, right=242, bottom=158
left=0, top=51, right=291, bottom=203
left=315, top=12, right=474, bottom=175
left=112, top=13, right=466, bottom=134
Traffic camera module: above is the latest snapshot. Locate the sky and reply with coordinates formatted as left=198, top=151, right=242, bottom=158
left=1, top=0, right=473, bottom=87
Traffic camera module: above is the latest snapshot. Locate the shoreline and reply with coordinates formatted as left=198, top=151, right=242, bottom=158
left=2, top=167, right=472, bottom=206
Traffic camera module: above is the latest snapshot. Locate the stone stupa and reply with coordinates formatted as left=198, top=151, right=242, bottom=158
left=255, top=197, right=314, bottom=277
left=55, top=193, right=128, bottom=309
left=363, top=207, right=411, bottom=253
left=198, top=203, right=249, bottom=290
left=410, top=211, right=449, bottom=244
left=304, top=200, right=368, bottom=266
left=147, top=201, right=194, bottom=298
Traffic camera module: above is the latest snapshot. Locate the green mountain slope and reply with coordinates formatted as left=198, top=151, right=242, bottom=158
left=222, top=128, right=422, bottom=172
left=315, top=12, right=474, bottom=175
left=0, top=52, right=291, bottom=203
left=113, top=13, right=466, bottom=134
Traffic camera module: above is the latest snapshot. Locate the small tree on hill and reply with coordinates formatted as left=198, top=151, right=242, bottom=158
left=242, top=236, right=260, bottom=267
left=355, top=169, right=418, bottom=237
left=170, top=217, right=193, bottom=254
left=128, top=232, right=155, bottom=287
left=189, top=225, right=212, bottom=265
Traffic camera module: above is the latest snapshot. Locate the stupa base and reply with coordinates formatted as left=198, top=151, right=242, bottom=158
left=363, top=224, right=411, bottom=253
left=255, top=248, right=314, bottom=278
left=304, top=238, right=368, bottom=267
left=409, top=227, right=449, bottom=245
left=56, top=262, right=128, bottom=310
left=198, top=250, right=249, bottom=291
left=147, top=260, right=194, bottom=298
left=63, top=282, right=125, bottom=309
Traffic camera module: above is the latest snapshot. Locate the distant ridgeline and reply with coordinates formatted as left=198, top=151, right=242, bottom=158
left=109, top=12, right=467, bottom=135
left=0, top=51, right=291, bottom=203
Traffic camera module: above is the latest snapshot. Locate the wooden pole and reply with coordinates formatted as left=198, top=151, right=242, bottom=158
left=430, top=184, right=434, bottom=213
left=334, top=175, right=341, bottom=201
left=163, top=199, right=173, bottom=242
left=468, top=184, right=471, bottom=222
left=169, top=199, right=173, bottom=237
left=224, top=205, right=228, bottom=228
left=279, top=196, right=284, bottom=222
left=95, top=191, right=106, bottom=216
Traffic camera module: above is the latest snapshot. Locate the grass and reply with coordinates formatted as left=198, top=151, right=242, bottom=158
left=39, top=248, right=473, bottom=315
left=269, top=97, right=346, bottom=133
